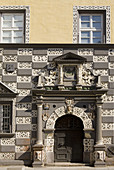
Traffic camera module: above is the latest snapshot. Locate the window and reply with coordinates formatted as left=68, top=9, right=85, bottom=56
left=0, top=13, right=24, bottom=43
left=79, top=14, right=103, bottom=43
left=0, top=104, right=12, bottom=133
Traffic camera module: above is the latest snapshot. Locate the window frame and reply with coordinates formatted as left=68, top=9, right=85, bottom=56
left=0, top=12, right=24, bottom=43
left=79, top=13, right=103, bottom=44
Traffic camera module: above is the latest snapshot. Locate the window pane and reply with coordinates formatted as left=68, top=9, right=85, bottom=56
left=3, top=15, right=12, bottom=21
left=92, top=16, right=101, bottom=22
left=3, top=37, right=11, bottom=43
left=14, top=30, right=23, bottom=37
left=81, top=22, right=90, bottom=28
left=14, top=37, right=23, bottom=43
left=81, top=31, right=90, bottom=38
left=81, top=38, right=90, bottom=43
left=3, top=21, right=12, bottom=27
left=81, top=16, right=90, bottom=21
left=93, top=22, right=101, bottom=28
left=93, top=38, right=101, bottom=43
left=14, top=21, right=23, bottom=27
left=14, top=15, right=23, bottom=21
left=93, top=31, right=101, bottom=38
left=3, top=31, right=11, bottom=37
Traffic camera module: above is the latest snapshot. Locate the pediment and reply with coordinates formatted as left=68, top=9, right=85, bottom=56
left=53, top=52, right=87, bottom=64
left=0, top=81, right=17, bottom=96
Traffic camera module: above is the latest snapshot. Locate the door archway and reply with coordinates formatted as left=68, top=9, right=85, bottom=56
left=54, top=115, right=84, bottom=162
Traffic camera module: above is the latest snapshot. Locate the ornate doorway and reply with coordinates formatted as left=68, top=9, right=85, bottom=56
left=54, top=115, right=84, bottom=162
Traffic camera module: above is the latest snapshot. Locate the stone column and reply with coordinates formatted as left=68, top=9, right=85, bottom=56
left=32, top=96, right=44, bottom=167
left=58, top=64, right=64, bottom=90
left=76, top=64, right=82, bottom=90
left=94, top=97, right=106, bottom=167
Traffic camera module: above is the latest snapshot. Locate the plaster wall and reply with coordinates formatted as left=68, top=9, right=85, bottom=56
left=0, top=0, right=113, bottom=43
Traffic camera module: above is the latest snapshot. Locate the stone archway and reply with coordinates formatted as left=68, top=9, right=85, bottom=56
left=46, top=106, right=92, bottom=130
left=45, top=106, right=93, bottom=164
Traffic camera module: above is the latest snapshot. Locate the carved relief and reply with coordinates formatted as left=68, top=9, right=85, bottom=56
left=33, top=55, right=48, bottom=62
left=93, top=56, right=108, bottom=62
left=3, top=55, right=17, bottom=62
left=44, top=70, right=57, bottom=86
left=82, top=67, right=95, bottom=86
left=103, top=137, right=112, bottom=144
left=102, top=123, right=114, bottom=130
left=101, top=83, right=108, bottom=89
left=65, top=98, right=74, bottom=114
left=17, top=76, right=31, bottom=82
left=1, top=138, right=15, bottom=145
left=16, top=131, right=30, bottom=138
left=16, top=117, right=31, bottom=124
left=3, top=69, right=17, bottom=75
left=109, top=76, right=114, bottom=82
left=93, top=69, right=108, bottom=76
left=94, top=151, right=105, bottom=162
left=101, top=109, right=114, bottom=116
left=4, top=83, right=17, bottom=92
left=47, top=48, right=63, bottom=56
left=109, top=49, right=114, bottom=56
left=83, top=139, right=94, bottom=152
left=31, top=110, right=37, bottom=117
left=18, top=62, right=32, bottom=69
left=18, top=48, right=33, bottom=55
left=17, top=89, right=30, bottom=96
left=78, top=48, right=93, bottom=56
left=102, top=94, right=114, bottom=102
left=15, top=146, right=30, bottom=152
left=46, top=106, right=92, bottom=129
left=83, top=62, right=93, bottom=70
left=0, top=153, right=15, bottom=160
left=109, top=63, right=114, bottom=69
left=16, top=103, right=31, bottom=110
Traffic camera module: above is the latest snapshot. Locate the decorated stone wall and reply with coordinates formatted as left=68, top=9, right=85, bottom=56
left=0, top=45, right=113, bottom=164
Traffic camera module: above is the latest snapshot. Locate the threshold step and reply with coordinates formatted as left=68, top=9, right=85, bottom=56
left=46, top=163, right=90, bottom=166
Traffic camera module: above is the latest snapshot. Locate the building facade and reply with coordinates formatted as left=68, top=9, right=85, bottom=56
left=0, top=0, right=113, bottom=168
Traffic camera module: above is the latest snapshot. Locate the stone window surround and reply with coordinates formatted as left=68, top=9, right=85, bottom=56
left=73, top=6, right=110, bottom=44
left=0, top=6, right=30, bottom=43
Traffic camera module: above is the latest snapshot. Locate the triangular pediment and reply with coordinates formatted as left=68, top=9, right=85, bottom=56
left=53, top=52, right=87, bottom=64
left=0, top=81, right=17, bottom=96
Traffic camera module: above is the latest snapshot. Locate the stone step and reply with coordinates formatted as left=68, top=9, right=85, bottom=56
left=45, top=163, right=89, bottom=166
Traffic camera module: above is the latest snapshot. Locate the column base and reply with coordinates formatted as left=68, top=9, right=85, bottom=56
left=32, top=144, right=44, bottom=167
left=76, top=84, right=82, bottom=90
left=94, top=144, right=106, bottom=167
left=58, top=84, right=64, bottom=90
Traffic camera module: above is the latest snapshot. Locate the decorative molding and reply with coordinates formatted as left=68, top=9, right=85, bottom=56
left=102, top=94, right=114, bottom=102
left=0, top=153, right=15, bottom=160
left=94, top=151, right=105, bottom=162
left=33, top=55, right=48, bottom=62
left=18, top=62, right=32, bottom=69
left=46, top=106, right=92, bottom=130
left=0, top=48, right=3, bottom=55
left=93, top=56, right=108, bottom=62
left=0, top=6, right=30, bottom=43
left=108, top=49, right=114, bottom=56
left=101, top=82, right=108, bottom=89
left=16, top=103, right=31, bottom=110
left=102, top=123, right=114, bottom=130
left=1, top=138, right=15, bottom=145
left=32, top=124, right=37, bottom=131
left=73, top=6, right=110, bottom=43
left=83, top=139, right=94, bottom=152
left=4, top=82, right=17, bottom=92
left=78, top=48, right=93, bottom=56
left=83, top=62, right=93, bottom=70
left=16, top=131, right=30, bottom=138
left=47, top=48, right=63, bottom=56
left=16, top=117, right=31, bottom=124
left=3, top=55, right=17, bottom=62
left=18, top=48, right=32, bottom=55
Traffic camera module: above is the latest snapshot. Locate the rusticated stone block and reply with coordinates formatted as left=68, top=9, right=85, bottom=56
left=16, top=124, right=31, bottom=131
left=0, top=146, right=15, bottom=152
left=16, top=139, right=30, bottom=145
left=18, top=56, right=32, bottom=62
left=2, top=76, right=17, bottom=82
left=17, top=83, right=32, bottom=89
left=18, top=69, right=32, bottom=76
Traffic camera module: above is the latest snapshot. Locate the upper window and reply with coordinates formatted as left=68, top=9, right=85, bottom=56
left=0, top=13, right=24, bottom=43
left=79, top=14, right=103, bottom=44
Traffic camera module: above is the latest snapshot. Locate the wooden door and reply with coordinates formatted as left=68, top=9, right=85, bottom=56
left=54, top=115, right=84, bottom=162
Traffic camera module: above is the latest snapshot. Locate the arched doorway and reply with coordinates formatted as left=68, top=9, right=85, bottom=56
left=54, top=115, right=84, bottom=162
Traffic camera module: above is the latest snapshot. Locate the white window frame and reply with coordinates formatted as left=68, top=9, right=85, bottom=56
left=79, top=14, right=103, bottom=44
left=0, top=13, right=24, bottom=43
